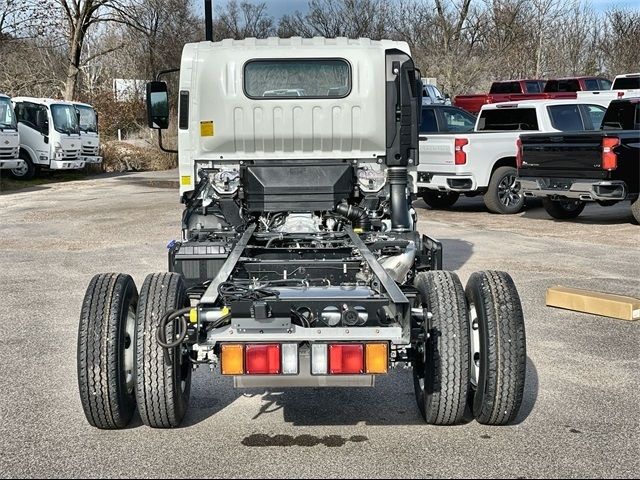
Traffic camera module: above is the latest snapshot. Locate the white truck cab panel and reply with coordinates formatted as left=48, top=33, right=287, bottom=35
left=12, top=97, right=84, bottom=171
left=72, top=101, right=102, bottom=165
left=0, top=94, right=24, bottom=171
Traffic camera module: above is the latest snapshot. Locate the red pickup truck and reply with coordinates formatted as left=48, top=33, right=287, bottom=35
left=454, top=77, right=611, bottom=114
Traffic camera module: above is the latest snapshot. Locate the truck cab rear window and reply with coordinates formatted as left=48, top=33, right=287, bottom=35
left=244, top=59, right=351, bottom=99
left=547, top=105, right=584, bottom=131
left=477, top=108, right=539, bottom=131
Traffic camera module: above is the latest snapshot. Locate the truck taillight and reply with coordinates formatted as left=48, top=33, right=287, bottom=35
left=245, top=344, right=281, bottom=374
left=516, top=137, right=523, bottom=169
left=329, top=344, right=364, bottom=374
left=454, top=138, right=468, bottom=165
left=602, top=137, right=620, bottom=171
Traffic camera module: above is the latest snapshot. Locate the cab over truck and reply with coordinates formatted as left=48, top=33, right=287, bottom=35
left=73, top=101, right=102, bottom=166
left=518, top=98, right=640, bottom=222
left=77, top=32, right=526, bottom=429
left=0, top=95, right=24, bottom=172
left=10, top=97, right=84, bottom=180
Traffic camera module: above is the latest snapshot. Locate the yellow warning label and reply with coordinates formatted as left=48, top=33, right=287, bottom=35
left=180, top=175, right=192, bottom=186
left=200, top=121, right=214, bottom=137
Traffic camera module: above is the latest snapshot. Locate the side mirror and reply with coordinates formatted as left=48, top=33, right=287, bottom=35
left=42, top=120, right=49, bottom=135
left=146, top=81, right=169, bottom=129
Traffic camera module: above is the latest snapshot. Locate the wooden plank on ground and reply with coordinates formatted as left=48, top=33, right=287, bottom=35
left=546, top=286, right=640, bottom=321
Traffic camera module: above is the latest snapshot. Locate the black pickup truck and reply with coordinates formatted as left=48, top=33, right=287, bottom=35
left=518, top=98, right=640, bottom=222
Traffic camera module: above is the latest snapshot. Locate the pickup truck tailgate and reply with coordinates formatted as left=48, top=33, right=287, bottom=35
left=419, top=135, right=455, bottom=166
left=520, top=132, right=607, bottom=179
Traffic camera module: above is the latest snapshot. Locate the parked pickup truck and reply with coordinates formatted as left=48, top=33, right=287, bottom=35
left=455, top=77, right=609, bottom=114
left=417, top=98, right=611, bottom=213
left=577, top=72, right=640, bottom=104
left=518, top=98, right=640, bottom=222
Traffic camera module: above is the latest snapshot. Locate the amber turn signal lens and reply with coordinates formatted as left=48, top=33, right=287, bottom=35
left=365, top=343, right=388, bottom=374
left=221, top=344, right=244, bottom=375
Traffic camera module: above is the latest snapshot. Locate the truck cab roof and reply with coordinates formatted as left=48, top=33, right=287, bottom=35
left=481, top=98, right=611, bottom=110
left=12, top=97, right=76, bottom=107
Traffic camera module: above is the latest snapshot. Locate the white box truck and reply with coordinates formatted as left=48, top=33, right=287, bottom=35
left=72, top=101, right=102, bottom=165
left=11, top=97, right=84, bottom=179
left=0, top=94, right=24, bottom=173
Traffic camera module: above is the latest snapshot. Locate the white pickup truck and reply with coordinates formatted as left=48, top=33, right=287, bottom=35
left=416, top=98, right=611, bottom=213
left=0, top=94, right=24, bottom=172
left=577, top=72, right=640, bottom=104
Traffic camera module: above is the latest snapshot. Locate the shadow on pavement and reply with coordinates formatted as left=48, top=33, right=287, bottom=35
left=438, top=238, right=474, bottom=271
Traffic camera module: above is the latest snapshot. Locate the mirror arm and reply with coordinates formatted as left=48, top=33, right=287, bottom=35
left=158, top=130, right=178, bottom=154
left=155, top=68, right=180, bottom=81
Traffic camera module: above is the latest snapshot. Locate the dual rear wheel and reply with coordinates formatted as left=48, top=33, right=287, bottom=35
left=77, top=272, right=191, bottom=429
left=412, top=270, right=526, bottom=425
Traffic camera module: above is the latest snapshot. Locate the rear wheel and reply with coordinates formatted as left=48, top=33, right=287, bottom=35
left=412, top=271, right=470, bottom=425
left=630, top=197, right=640, bottom=224
left=543, top=198, right=586, bottom=219
left=484, top=166, right=524, bottom=214
left=9, top=152, right=36, bottom=180
left=135, top=272, right=191, bottom=428
left=466, top=271, right=526, bottom=425
left=422, top=190, right=460, bottom=209
left=77, top=273, right=138, bottom=429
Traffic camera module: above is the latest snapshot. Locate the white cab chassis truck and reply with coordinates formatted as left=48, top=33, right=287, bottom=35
left=11, top=97, right=84, bottom=179
left=72, top=101, right=102, bottom=165
left=416, top=98, right=611, bottom=214
left=77, top=22, right=526, bottom=429
left=0, top=94, right=24, bottom=172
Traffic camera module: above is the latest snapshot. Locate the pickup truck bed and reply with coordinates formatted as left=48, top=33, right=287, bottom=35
left=518, top=98, right=640, bottom=221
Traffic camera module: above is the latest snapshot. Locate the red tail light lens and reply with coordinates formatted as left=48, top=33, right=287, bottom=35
left=245, top=344, right=281, bottom=374
left=602, top=137, right=620, bottom=171
left=329, top=344, right=364, bottom=374
left=454, top=138, right=468, bottom=165
left=516, top=137, right=523, bottom=169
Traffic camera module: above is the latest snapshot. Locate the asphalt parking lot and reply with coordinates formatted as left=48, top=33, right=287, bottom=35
left=1, top=171, right=638, bottom=478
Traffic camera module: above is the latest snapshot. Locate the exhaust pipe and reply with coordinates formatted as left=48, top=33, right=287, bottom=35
left=204, top=0, right=213, bottom=41
left=388, top=167, right=411, bottom=232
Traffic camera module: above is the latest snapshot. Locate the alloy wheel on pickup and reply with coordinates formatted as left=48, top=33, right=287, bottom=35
left=484, top=166, right=524, bottom=214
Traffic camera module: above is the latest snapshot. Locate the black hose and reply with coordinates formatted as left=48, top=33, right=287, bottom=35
left=335, top=203, right=371, bottom=230
left=388, top=167, right=411, bottom=232
left=156, top=307, right=192, bottom=349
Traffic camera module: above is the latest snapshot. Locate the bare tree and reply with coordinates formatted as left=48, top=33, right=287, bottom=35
left=214, top=0, right=275, bottom=40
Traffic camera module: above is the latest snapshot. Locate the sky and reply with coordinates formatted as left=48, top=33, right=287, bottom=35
left=202, top=0, right=639, bottom=19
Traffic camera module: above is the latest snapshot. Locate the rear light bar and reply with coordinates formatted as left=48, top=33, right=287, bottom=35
left=516, top=137, right=523, bottom=169
left=601, top=137, right=620, bottom=171
left=221, top=342, right=388, bottom=376
left=454, top=138, right=468, bottom=165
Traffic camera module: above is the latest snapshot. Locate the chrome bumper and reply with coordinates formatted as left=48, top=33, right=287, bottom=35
left=0, top=159, right=24, bottom=170
left=519, top=177, right=627, bottom=202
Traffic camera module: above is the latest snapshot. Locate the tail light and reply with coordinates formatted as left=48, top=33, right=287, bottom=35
left=454, top=138, right=468, bottom=165
left=602, top=137, right=620, bottom=171
left=245, top=344, right=281, bottom=374
left=329, top=344, right=364, bottom=374
left=365, top=343, right=389, bottom=374
left=221, top=344, right=244, bottom=375
left=516, top=137, right=523, bottom=169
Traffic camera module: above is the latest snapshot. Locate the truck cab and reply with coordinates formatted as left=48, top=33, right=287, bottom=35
left=72, top=101, right=102, bottom=165
left=11, top=97, right=84, bottom=179
left=0, top=94, right=24, bottom=172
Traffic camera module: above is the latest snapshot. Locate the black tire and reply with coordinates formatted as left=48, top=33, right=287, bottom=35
left=412, top=271, right=470, bottom=425
left=483, top=166, right=524, bottom=214
left=135, top=272, right=191, bottom=428
left=542, top=198, right=586, bottom=219
left=9, top=151, right=36, bottom=180
left=77, top=273, right=138, bottom=429
left=630, top=197, right=639, bottom=224
left=466, top=271, right=526, bottom=425
left=422, top=190, right=460, bottom=209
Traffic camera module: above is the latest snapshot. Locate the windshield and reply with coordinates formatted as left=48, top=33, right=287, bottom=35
left=76, top=105, right=97, bottom=133
left=51, top=104, right=79, bottom=134
left=0, top=97, right=17, bottom=130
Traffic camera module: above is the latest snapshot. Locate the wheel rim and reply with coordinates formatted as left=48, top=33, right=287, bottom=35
left=497, top=174, right=522, bottom=207
left=11, top=162, right=28, bottom=177
left=123, top=305, right=136, bottom=395
left=469, top=303, right=481, bottom=388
